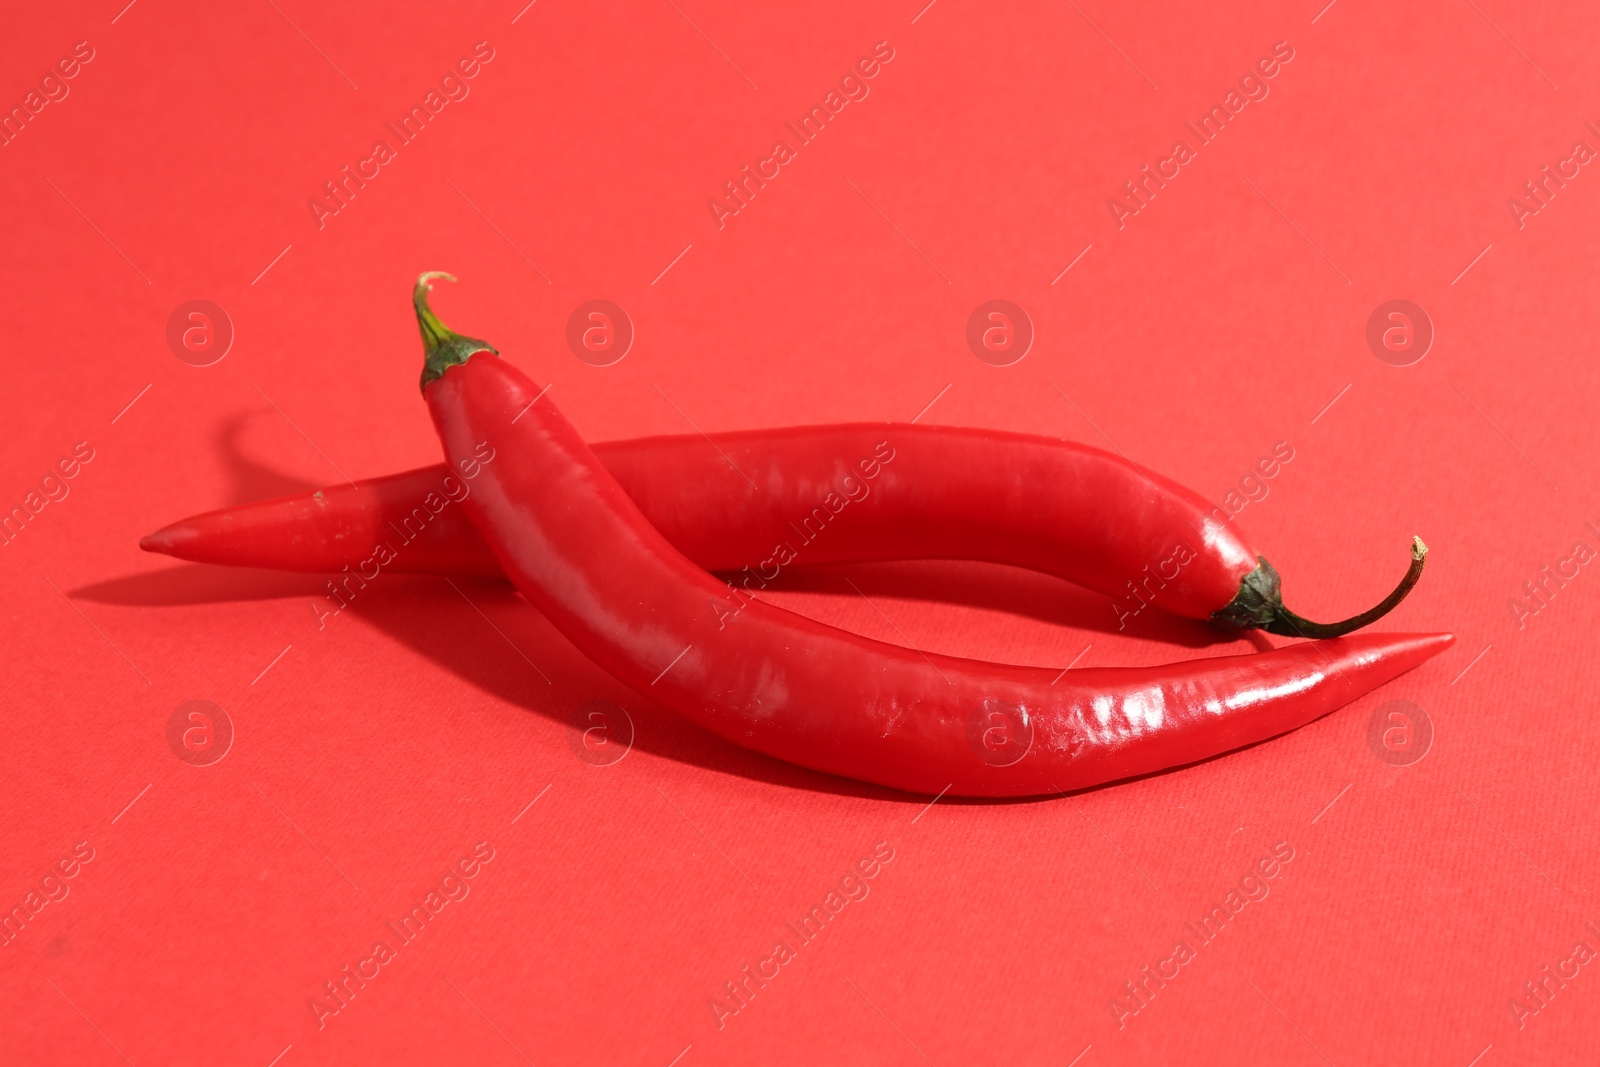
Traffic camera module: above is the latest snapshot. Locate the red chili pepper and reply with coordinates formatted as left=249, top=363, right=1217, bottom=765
left=412, top=273, right=1451, bottom=796
left=143, top=427, right=1424, bottom=638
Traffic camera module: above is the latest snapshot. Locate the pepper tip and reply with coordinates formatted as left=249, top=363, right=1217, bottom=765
left=139, top=526, right=189, bottom=556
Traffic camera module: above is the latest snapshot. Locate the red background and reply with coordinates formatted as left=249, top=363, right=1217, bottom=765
left=2, top=1, right=1597, bottom=1064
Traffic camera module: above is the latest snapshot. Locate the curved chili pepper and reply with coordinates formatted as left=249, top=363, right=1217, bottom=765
left=142, top=430, right=1425, bottom=638
left=413, top=273, right=1452, bottom=797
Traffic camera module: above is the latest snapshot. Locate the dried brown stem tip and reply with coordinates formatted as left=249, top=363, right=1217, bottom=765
left=1212, top=536, right=1429, bottom=639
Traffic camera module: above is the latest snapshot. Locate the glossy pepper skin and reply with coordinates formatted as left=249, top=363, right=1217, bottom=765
left=143, top=426, right=1254, bottom=616
left=142, top=428, right=1426, bottom=637
left=416, top=277, right=1453, bottom=797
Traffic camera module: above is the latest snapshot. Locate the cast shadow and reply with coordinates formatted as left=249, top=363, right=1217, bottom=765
left=73, top=563, right=321, bottom=606
left=342, top=577, right=917, bottom=804
left=763, top=559, right=1267, bottom=651
left=97, top=416, right=1274, bottom=804
left=218, top=410, right=322, bottom=504
left=78, top=556, right=1270, bottom=805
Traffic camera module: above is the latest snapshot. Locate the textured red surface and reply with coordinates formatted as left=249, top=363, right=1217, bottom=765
left=1, top=1, right=1596, bottom=1064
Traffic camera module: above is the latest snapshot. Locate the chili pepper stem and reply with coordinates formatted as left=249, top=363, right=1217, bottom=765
left=1211, top=536, right=1429, bottom=638
left=415, top=271, right=497, bottom=391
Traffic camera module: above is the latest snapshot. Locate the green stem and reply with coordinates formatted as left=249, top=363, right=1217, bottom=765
left=414, top=272, right=497, bottom=390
